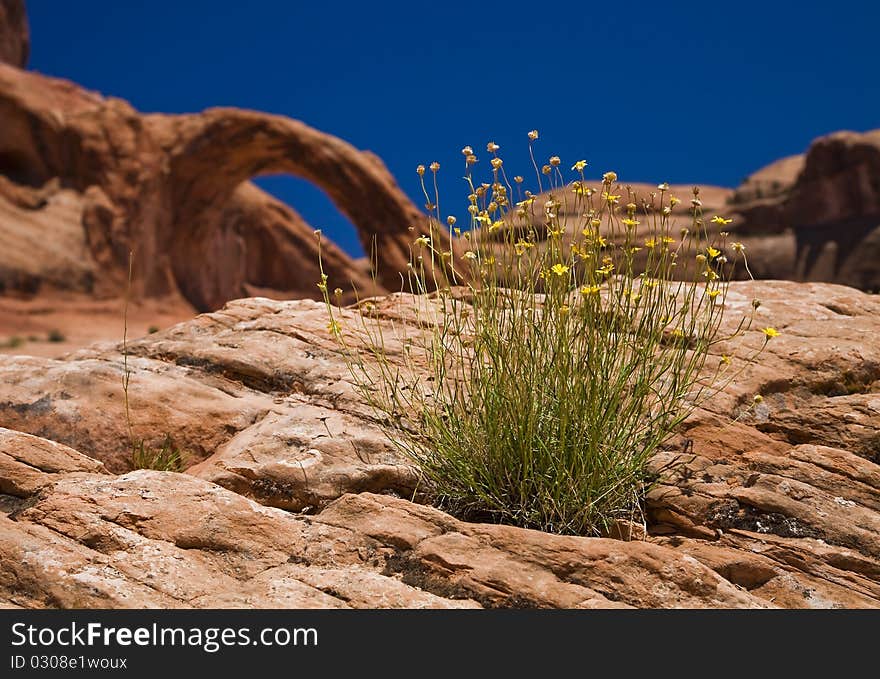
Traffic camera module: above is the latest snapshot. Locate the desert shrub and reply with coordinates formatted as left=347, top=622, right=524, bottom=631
left=130, top=434, right=186, bottom=472
left=47, top=329, right=65, bottom=342
left=318, top=133, right=774, bottom=536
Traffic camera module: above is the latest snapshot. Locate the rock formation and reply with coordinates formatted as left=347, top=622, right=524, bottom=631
left=1, top=280, right=879, bottom=608
left=710, top=129, right=880, bottom=289
left=3, top=19, right=877, bottom=312
left=2, top=0, right=879, bottom=610
left=0, top=62, right=448, bottom=310
left=0, top=0, right=28, bottom=68
left=784, top=130, right=880, bottom=289
left=523, top=129, right=880, bottom=291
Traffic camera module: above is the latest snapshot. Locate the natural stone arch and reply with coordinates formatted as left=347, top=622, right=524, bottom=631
left=153, top=108, right=453, bottom=300
left=0, top=63, right=454, bottom=309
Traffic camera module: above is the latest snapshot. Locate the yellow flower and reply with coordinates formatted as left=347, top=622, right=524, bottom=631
left=662, top=236, right=675, bottom=244
left=528, top=129, right=539, bottom=140
left=597, top=263, right=615, bottom=276
left=644, top=237, right=656, bottom=248
left=571, top=160, right=588, bottom=171
left=464, top=251, right=478, bottom=260
left=316, top=273, right=328, bottom=292
left=602, top=171, right=617, bottom=183
left=327, top=320, right=342, bottom=335
left=550, top=263, right=570, bottom=276
left=622, top=218, right=639, bottom=227
left=491, top=158, right=503, bottom=170
left=489, top=220, right=504, bottom=233
left=596, top=235, right=608, bottom=247
left=559, top=304, right=570, bottom=315
left=711, top=215, right=733, bottom=226
left=706, top=289, right=722, bottom=299
left=414, top=235, right=430, bottom=247
left=761, top=327, right=781, bottom=339
left=580, top=284, right=601, bottom=295
left=514, top=240, right=534, bottom=256
left=416, top=165, right=425, bottom=176
left=731, top=242, right=746, bottom=252
left=429, top=161, right=440, bottom=172
left=549, top=156, right=561, bottom=167
left=669, top=196, right=680, bottom=207
left=487, top=142, right=499, bottom=152
left=707, top=246, right=721, bottom=259
left=602, top=192, right=621, bottom=204
left=720, top=354, right=732, bottom=366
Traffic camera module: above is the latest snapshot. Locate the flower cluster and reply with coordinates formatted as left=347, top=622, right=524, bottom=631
left=314, top=129, right=771, bottom=537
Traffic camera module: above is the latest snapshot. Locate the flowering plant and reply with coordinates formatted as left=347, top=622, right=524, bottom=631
left=318, top=133, right=774, bottom=536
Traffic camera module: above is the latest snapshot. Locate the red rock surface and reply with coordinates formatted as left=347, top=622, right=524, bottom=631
left=0, top=0, right=28, bottom=68
left=727, top=130, right=880, bottom=289
left=0, top=62, right=448, bottom=310
left=522, top=129, right=880, bottom=290
left=1, top=280, right=878, bottom=608
left=2, top=0, right=880, bottom=611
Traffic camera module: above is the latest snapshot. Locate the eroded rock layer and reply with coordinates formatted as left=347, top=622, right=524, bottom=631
left=1, top=280, right=878, bottom=608
left=0, top=62, right=445, bottom=308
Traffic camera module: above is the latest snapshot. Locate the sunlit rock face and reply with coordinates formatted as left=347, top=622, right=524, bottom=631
left=2, top=281, right=879, bottom=609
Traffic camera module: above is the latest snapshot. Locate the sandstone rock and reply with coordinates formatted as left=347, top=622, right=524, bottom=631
left=726, top=130, right=880, bottom=290
left=518, top=131, right=880, bottom=292
left=0, top=432, right=476, bottom=608
left=785, top=130, right=880, bottom=290
left=0, top=63, right=446, bottom=308
left=0, top=296, right=419, bottom=505
left=0, top=182, right=95, bottom=294
left=0, top=427, right=766, bottom=608
left=0, top=427, right=108, bottom=499
left=0, top=0, right=28, bottom=68
left=1, top=280, right=879, bottom=608
left=731, top=153, right=804, bottom=206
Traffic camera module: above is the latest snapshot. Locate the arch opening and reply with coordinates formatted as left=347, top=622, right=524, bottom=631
left=252, top=174, right=366, bottom=259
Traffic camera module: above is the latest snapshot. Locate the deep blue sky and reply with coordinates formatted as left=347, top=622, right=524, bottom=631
left=26, top=1, right=880, bottom=257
